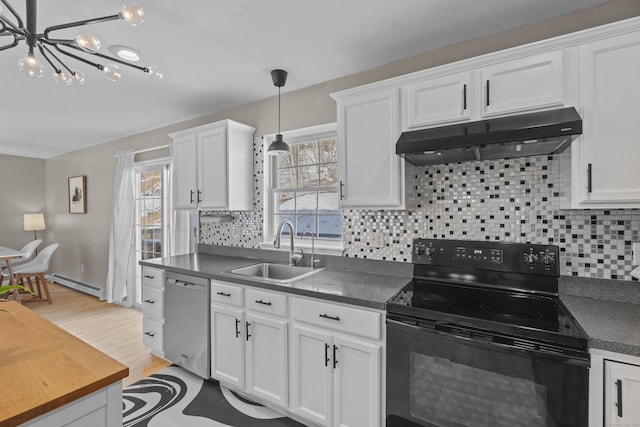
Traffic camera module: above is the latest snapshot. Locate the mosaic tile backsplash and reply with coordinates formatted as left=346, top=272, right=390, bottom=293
left=200, top=141, right=640, bottom=281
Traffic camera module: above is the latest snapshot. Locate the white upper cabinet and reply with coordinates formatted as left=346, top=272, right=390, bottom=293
left=569, top=31, right=640, bottom=207
left=480, top=51, right=564, bottom=117
left=333, top=88, right=405, bottom=209
left=404, top=71, right=473, bottom=129
left=170, top=120, right=255, bottom=210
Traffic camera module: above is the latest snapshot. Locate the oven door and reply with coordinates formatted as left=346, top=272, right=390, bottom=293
left=386, top=317, right=589, bottom=427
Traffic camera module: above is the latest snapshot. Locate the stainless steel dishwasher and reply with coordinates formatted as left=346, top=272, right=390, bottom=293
left=164, top=272, right=209, bottom=378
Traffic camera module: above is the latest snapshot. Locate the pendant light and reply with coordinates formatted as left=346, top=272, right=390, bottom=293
left=267, top=69, right=290, bottom=156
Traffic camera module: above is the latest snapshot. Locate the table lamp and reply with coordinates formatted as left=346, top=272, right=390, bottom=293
left=24, top=213, right=46, bottom=240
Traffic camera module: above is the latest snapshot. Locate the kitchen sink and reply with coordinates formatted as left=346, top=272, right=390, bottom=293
left=225, top=262, right=323, bottom=284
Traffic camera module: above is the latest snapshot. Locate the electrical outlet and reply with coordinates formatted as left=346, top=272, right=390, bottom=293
left=80, top=264, right=85, bottom=273
left=633, top=242, right=640, bottom=265
left=370, top=232, right=385, bottom=248
left=233, top=226, right=242, bottom=239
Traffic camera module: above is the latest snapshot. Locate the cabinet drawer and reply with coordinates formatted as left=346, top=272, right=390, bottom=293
left=142, top=286, right=164, bottom=321
left=142, top=317, right=164, bottom=352
left=292, top=297, right=382, bottom=340
left=246, top=288, right=287, bottom=317
left=210, top=280, right=244, bottom=307
left=141, top=266, right=164, bottom=290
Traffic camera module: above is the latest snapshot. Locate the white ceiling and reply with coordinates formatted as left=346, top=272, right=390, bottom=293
left=0, top=0, right=611, bottom=159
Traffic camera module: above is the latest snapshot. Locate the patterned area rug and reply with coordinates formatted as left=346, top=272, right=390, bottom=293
left=123, top=365, right=304, bottom=426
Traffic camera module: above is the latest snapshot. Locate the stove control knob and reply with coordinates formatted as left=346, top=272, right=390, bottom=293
left=523, top=253, right=539, bottom=267
left=415, top=245, right=426, bottom=256
left=539, top=253, right=556, bottom=269
left=427, top=248, right=436, bottom=257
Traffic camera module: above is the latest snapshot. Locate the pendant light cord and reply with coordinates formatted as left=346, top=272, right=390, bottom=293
left=278, top=85, right=281, bottom=134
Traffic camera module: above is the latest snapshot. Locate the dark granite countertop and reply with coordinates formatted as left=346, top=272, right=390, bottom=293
left=560, top=276, right=640, bottom=357
left=140, top=248, right=411, bottom=310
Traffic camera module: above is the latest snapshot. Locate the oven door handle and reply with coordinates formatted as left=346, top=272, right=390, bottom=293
left=386, top=318, right=590, bottom=367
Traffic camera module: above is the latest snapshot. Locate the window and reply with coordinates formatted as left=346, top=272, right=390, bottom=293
left=134, top=160, right=170, bottom=307
left=263, top=123, right=342, bottom=253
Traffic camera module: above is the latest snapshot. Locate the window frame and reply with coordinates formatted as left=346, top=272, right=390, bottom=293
left=262, top=123, right=343, bottom=255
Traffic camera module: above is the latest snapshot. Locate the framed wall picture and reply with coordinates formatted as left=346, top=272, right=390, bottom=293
left=68, top=175, right=87, bottom=214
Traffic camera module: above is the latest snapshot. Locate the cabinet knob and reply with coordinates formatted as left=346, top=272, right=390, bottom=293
left=143, top=299, right=155, bottom=304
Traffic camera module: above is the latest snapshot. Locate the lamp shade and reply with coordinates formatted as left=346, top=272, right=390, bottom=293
left=24, top=213, right=46, bottom=231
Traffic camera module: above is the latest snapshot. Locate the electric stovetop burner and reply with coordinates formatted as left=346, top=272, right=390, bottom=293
left=480, top=301, right=543, bottom=321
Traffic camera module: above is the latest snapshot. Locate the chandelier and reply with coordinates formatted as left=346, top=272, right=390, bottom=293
left=0, top=0, right=163, bottom=85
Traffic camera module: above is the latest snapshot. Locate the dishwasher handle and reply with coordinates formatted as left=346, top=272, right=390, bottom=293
left=166, top=278, right=206, bottom=292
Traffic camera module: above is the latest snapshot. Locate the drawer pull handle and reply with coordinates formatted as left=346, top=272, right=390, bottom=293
left=319, top=313, right=341, bottom=322
left=217, top=291, right=231, bottom=297
left=143, top=275, right=154, bottom=279
left=255, top=299, right=272, bottom=306
left=144, top=332, right=156, bottom=337
left=143, top=299, right=155, bottom=304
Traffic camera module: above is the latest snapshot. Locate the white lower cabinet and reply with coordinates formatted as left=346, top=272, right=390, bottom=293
left=209, top=283, right=289, bottom=410
left=141, top=266, right=165, bottom=357
left=604, top=360, right=640, bottom=427
left=210, top=304, right=245, bottom=388
left=290, top=297, right=383, bottom=427
left=589, top=349, right=640, bottom=427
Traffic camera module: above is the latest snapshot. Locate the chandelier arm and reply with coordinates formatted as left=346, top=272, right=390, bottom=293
left=37, top=43, right=61, bottom=74
left=54, top=43, right=103, bottom=70
left=62, top=42, right=149, bottom=72
left=0, top=34, right=19, bottom=51
left=0, top=15, right=21, bottom=32
left=40, top=43, right=75, bottom=75
left=0, top=0, right=24, bottom=29
left=43, top=14, right=120, bottom=40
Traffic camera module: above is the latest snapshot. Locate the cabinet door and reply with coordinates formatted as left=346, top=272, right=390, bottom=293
left=578, top=32, right=640, bottom=206
left=172, top=134, right=198, bottom=209
left=337, top=88, right=403, bottom=209
left=210, top=304, right=244, bottom=388
left=245, top=313, right=288, bottom=407
left=481, top=51, right=563, bottom=117
left=291, top=324, right=333, bottom=426
left=405, top=72, right=472, bottom=129
left=605, top=360, right=640, bottom=426
left=197, top=126, right=228, bottom=209
left=333, top=336, right=381, bottom=427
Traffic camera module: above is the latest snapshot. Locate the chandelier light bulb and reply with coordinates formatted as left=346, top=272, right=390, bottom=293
left=18, top=54, right=44, bottom=78
left=146, top=65, right=163, bottom=81
left=75, top=32, right=101, bottom=51
left=54, top=70, right=73, bottom=85
left=103, top=63, right=122, bottom=81
left=72, top=71, right=86, bottom=85
left=120, top=3, right=144, bottom=26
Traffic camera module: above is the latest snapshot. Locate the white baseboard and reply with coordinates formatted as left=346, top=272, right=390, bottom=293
left=50, top=274, right=105, bottom=300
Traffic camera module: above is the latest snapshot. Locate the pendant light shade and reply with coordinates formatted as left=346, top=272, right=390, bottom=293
left=267, top=69, right=290, bottom=156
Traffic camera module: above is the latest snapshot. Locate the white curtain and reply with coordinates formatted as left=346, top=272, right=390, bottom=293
left=106, top=150, right=136, bottom=306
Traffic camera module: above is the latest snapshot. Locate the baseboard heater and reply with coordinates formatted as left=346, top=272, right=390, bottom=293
left=50, top=274, right=105, bottom=300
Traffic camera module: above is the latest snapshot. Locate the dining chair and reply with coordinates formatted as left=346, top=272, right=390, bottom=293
left=3, top=243, right=59, bottom=304
left=0, top=239, right=42, bottom=288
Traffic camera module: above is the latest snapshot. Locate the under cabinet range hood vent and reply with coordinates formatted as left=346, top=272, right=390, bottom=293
left=396, top=107, right=582, bottom=166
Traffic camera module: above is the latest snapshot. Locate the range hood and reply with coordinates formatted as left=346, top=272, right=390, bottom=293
left=396, top=107, right=582, bottom=166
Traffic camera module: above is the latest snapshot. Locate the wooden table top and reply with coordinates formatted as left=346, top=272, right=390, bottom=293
left=0, top=301, right=129, bottom=426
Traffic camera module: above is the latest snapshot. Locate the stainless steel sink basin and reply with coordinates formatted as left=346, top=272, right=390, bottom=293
left=225, top=262, right=323, bottom=284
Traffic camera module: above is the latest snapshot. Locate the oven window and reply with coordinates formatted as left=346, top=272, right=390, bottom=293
left=410, top=353, right=546, bottom=426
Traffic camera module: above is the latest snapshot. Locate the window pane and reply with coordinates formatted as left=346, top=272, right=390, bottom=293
left=298, top=141, right=319, bottom=166
left=278, top=144, right=297, bottom=168
left=319, top=190, right=339, bottom=211
left=298, top=165, right=319, bottom=188
left=319, top=162, right=338, bottom=187
left=296, top=214, right=317, bottom=236
left=318, top=138, right=338, bottom=164
left=319, top=215, right=342, bottom=239
left=278, top=168, right=297, bottom=189
left=276, top=192, right=296, bottom=214
left=295, top=192, right=317, bottom=215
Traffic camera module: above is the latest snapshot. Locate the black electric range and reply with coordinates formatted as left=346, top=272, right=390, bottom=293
left=386, top=239, right=590, bottom=427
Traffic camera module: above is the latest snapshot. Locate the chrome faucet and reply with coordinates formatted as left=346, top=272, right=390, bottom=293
left=274, top=220, right=303, bottom=266
left=301, top=231, right=320, bottom=269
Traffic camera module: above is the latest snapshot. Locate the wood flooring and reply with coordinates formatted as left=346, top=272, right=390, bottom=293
left=28, top=282, right=170, bottom=386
